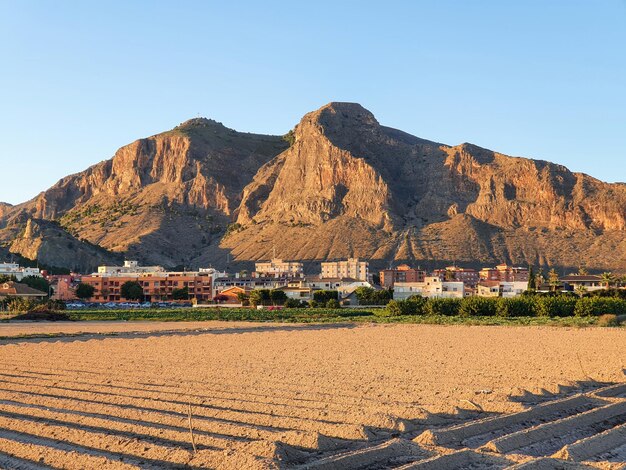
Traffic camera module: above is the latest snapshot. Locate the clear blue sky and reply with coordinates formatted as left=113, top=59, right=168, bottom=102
left=1, top=1, right=625, bottom=205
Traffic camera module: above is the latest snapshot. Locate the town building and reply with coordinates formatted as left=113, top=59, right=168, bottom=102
left=48, top=274, right=79, bottom=301
left=320, top=258, right=369, bottom=282
left=393, top=277, right=465, bottom=300
left=0, top=263, right=42, bottom=281
left=0, top=281, right=48, bottom=301
left=560, top=275, right=605, bottom=293
left=97, top=260, right=165, bottom=276
left=379, top=264, right=425, bottom=288
left=476, top=281, right=527, bottom=298
left=215, top=286, right=253, bottom=304
left=81, top=266, right=213, bottom=302
left=479, top=264, right=529, bottom=283
left=212, top=276, right=292, bottom=298
left=254, top=258, right=304, bottom=278
left=433, top=266, right=480, bottom=287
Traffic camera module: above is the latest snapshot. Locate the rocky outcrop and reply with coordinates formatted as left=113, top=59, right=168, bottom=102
left=2, top=118, right=288, bottom=267
left=2, top=103, right=626, bottom=271
left=223, top=102, right=626, bottom=270
left=1, top=217, right=122, bottom=272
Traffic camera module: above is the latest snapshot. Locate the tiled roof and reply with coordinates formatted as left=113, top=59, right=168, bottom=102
left=0, top=281, right=47, bottom=297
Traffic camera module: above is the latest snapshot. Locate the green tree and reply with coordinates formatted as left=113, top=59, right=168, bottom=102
left=575, top=284, right=587, bottom=298
left=20, top=275, right=50, bottom=296
left=269, top=289, right=288, bottom=305
left=172, top=286, right=189, bottom=300
left=75, top=283, right=95, bottom=300
left=120, top=281, right=143, bottom=301
left=249, top=289, right=271, bottom=306
left=313, top=290, right=339, bottom=304
left=527, top=266, right=536, bottom=292
left=236, top=292, right=250, bottom=306
left=0, top=274, right=17, bottom=283
left=548, top=269, right=560, bottom=293
left=600, top=272, right=615, bottom=289
left=326, top=298, right=341, bottom=309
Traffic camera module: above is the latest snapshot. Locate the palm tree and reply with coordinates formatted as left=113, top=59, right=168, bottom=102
left=548, top=268, right=560, bottom=293
left=600, top=272, right=615, bottom=289
left=575, top=284, right=587, bottom=298
left=577, top=266, right=589, bottom=276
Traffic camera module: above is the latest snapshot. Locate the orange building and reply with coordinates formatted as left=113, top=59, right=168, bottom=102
left=380, top=264, right=425, bottom=288
left=81, top=272, right=213, bottom=302
left=479, top=264, right=529, bottom=283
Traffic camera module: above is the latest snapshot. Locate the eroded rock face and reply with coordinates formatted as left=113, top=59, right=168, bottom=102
left=224, top=102, right=626, bottom=270
left=2, top=118, right=288, bottom=268
left=3, top=218, right=122, bottom=272
left=2, top=103, right=626, bottom=271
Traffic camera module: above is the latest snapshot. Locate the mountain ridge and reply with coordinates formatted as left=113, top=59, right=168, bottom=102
left=2, top=102, right=626, bottom=272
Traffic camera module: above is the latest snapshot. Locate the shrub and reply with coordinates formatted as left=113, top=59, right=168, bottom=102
left=424, top=298, right=461, bottom=316
left=574, top=297, right=626, bottom=317
left=536, top=296, right=577, bottom=317
left=405, top=295, right=427, bottom=315
left=384, top=300, right=406, bottom=316
left=459, top=297, right=498, bottom=317
left=313, top=290, right=338, bottom=304
left=326, top=299, right=341, bottom=309
left=496, top=297, right=537, bottom=317
left=7, top=297, right=37, bottom=313
left=75, top=282, right=95, bottom=300
left=354, top=287, right=392, bottom=305
left=597, top=314, right=620, bottom=327
left=284, top=298, right=304, bottom=308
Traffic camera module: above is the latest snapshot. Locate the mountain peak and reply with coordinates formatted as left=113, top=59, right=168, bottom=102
left=175, top=117, right=227, bottom=131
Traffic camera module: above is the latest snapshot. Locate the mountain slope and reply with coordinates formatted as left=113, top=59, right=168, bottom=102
left=2, top=119, right=288, bottom=268
left=222, top=102, right=626, bottom=270
left=2, top=103, right=626, bottom=272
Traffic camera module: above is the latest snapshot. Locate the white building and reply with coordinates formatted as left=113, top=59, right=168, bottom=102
left=476, top=281, right=527, bottom=298
left=254, top=258, right=303, bottom=277
left=97, top=260, right=165, bottom=276
left=320, top=258, right=369, bottom=282
left=393, top=277, right=464, bottom=300
left=0, top=263, right=42, bottom=281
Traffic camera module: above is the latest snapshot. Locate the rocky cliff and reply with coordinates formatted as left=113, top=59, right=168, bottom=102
left=222, top=103, right=626, bottom=270
left=2, top=119, right=288, bottom=268
left=2, top=103, right=626, bottom=272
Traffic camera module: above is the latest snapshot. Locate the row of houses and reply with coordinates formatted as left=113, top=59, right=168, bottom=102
left=0, top=258, right=617, bottom=304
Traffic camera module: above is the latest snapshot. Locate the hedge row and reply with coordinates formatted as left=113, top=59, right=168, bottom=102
left=383, top=295, right=626, bottom=318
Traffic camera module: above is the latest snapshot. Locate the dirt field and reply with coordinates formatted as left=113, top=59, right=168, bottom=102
left=0, top=321, right=623, bottom=469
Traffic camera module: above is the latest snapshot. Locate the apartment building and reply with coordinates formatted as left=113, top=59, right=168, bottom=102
left=476, top=281, right=527, bottom=298
left=379, top=264, right=425, bottom=288
left=433, top=266, right=480, bottom=287
left=479, top=264, right=529, bottom=283
left=97, top=260, right=165, bottom=276
left=0, top=263, right=42, bottom=281
left=320, top=258, right=369, bottom=281
left=81, top=265, right=213, bottom=302
left=393, top=277, right=465, bottom=300
left=254, top=258, right=303, bottom=278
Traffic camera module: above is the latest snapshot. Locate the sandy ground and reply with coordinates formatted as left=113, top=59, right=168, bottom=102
left=0, top=322, right=623, bottom=469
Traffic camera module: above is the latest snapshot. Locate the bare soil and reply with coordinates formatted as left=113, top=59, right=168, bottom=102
left=0, top=322, right=623, bottom=469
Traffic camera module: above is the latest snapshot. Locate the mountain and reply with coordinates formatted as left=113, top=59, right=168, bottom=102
left=1, top=118, right=288, bottom=270
left=2, top=103, right=626, bottom=272
left=224, top=103, right=626, bottom=270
